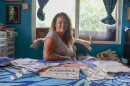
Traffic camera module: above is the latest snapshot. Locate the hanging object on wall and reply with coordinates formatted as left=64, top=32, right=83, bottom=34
left=6, top=5, right=21, bottom=24
left=126, top=6, right=130, bottom=20
left=22, top=3, right=28, bottom=9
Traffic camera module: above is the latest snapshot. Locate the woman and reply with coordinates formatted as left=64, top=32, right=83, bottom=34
left=43, top=12, right=77, bottom=61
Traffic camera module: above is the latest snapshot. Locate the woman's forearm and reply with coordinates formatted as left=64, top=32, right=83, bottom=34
left=44, top=53, right=72, bottom=61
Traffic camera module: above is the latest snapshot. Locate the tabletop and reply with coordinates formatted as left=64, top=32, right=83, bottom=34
left=0, top=57, right=130, bottom=86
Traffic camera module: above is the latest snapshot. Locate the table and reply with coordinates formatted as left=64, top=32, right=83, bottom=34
left=0, top=57, right=130, bottom=86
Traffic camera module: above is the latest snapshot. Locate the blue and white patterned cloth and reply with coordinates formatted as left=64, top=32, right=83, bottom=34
left=0, top=57, right=130, bottom=86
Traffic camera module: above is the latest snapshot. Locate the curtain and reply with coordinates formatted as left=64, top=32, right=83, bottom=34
left=101, top=0, right=117, bottom=25
left=37, top=0, right=49, bottom=21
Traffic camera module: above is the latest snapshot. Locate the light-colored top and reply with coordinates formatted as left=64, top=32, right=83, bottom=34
left=44, top=31, right=76, bottom=58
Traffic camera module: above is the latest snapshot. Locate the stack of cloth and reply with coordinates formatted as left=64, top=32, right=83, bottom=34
left=96, top=49, right=120, bottom=62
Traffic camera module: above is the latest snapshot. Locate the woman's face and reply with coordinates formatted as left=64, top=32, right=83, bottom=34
left=55, top=15, right=68, bottom=34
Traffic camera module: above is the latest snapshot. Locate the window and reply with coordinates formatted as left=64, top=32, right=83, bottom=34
left=32, top=0, right=123, bottom=44
left=36, top=0, right=75, bottom=28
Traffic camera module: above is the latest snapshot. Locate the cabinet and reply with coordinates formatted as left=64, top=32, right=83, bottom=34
left=0, top=30, right=17, bottom=57
left=124, top=30, right=130, bottom=66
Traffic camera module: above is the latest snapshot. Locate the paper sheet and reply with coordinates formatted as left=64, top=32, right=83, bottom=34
left=10, top=58, right=44, bottom=72
left=39, top=67, right=80, bottom=79
left=93, top=61, right=130, bottom=73
left=80, top=66, right=114, bottom=81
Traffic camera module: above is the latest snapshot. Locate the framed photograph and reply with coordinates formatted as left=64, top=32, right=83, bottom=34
left=6, top=5, right=21, bottom=24
left=126, top=6, right=130, bottom=20
left=5, top=0, right=24, bottom=2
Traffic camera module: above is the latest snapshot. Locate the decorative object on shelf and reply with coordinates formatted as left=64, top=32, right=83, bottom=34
left=6, top=5, right=21, bottom=24
left=5, top=0, right=24, bottom=2
left=0, top=23, right=8, bottom=30
left=126, top=6, right=130, bottom=20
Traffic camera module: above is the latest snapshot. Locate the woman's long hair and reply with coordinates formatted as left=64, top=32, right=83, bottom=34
left=50, top=12, right=74, bottom=45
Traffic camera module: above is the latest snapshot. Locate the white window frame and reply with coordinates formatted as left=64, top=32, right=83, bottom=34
left=32, top=0, right=123, bottom=44
left=32, top=0, right=36, bottom=41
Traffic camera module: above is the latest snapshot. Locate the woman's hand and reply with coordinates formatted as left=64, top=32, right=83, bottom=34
left=71, top=56, right=77, bottom=60
left=63, top=56, right=72, bottom=60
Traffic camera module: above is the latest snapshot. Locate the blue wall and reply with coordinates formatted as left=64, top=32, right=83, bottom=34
left=0, top=0, right=130, bottom=59
left=0, top=0, right=42, bottom=59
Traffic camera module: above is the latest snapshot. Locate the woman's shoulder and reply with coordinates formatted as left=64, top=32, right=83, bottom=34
left=46, top=31, right=57, bottom=37
left=45, top=31, right=58, bottom=43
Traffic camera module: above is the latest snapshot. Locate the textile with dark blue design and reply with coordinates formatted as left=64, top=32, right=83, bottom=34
left=0, top=57, right=130, bottom=86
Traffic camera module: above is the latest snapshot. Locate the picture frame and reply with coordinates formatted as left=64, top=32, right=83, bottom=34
left=6, top=5, right=21, bottom=24
left=5, top=0, right=24, bottom=2
left=126, top=6, right=130, bottom=20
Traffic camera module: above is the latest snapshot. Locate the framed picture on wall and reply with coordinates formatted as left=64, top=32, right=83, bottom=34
left=5, top=0, right=24, bottom=2
left=6, top=5, right=21, bottom=24
left=126, top=6, right=130, bottom=20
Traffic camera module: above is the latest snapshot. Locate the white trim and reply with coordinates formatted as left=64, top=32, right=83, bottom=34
left=31, top=0, right=36, bottom=41
left=117, top=0, right=123, bottom=44
left=75, top=0, right=80, bottom=38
